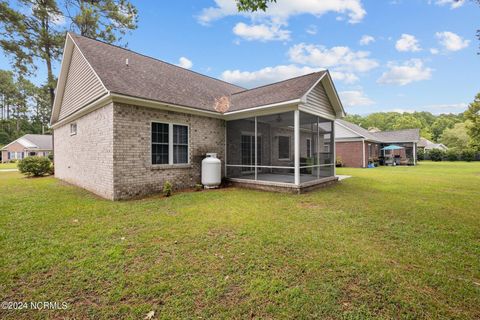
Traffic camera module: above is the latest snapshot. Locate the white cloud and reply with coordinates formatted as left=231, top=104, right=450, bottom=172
left=330, top=71, right=359, bottom=84
left=430, top=48, right=440, bottom=55
left=233, top=22, right=290, bottom=41
left=359, top=35, right=375, bottom=46
left=340, top=90, right=375, bottom=107
left=378, top=59, right=432, bottom=85
left=197, top=0, right=367, bottom=25
left=395, top=34, right=421, bottom=52
left=221, top=64, right=321, bottom=88
left=433, top=0, right=465, bottom=9
left=288, top=43, right=379, bottom=73
left=435, top=31, right=470, bottom=51
left=177, top=57, right=193, bottom=69
left=306, top=25, right=317, bottom=35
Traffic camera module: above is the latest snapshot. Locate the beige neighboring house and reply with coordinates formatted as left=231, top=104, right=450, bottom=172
left=417, top=138, right=448, bottom=151
left=51, top=33, right=346, bottom=200
left=1, top=134, right=52, bottom=163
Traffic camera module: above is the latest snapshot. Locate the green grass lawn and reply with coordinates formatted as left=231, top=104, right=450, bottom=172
left=0, top=162, right=18, bottom=169
left=1, top=162, right=479, bottom=319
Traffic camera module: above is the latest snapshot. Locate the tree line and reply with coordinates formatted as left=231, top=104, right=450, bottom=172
left=0, top=0, right=138, bottom=145
left=344, top=93, right=480, bottom=152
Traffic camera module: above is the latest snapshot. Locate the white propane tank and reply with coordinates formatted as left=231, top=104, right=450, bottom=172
left=201, top=153, right=221, bottom=188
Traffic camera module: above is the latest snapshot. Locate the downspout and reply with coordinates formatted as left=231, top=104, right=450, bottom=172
left=362, top=139, right=366, bottom=168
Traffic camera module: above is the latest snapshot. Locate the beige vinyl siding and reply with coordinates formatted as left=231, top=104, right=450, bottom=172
left=335, top=123, right=363, bottom=139
left=304, top=82, right=336, bottom=118
left=59, top=46, right=107, bottom=120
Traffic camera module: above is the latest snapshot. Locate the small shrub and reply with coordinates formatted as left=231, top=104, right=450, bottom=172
left=417, top=149, right=425, bottom=161
left=460, top=149, right=476, bottom=162
left=48, top=163, right=55, bottom=175
left=9, top=159, right=17, bottom=163
left=163, top=181, right=173, bottom=197
left=18, top=156, right=51, bottom=177
left=445, top=149, right=459, bottom=161
left=336, top=156, right=343, bottom=167
left=194, top=183, right=203, bottom=191
left=428, top=149, right=444, bottom=162
left=47, top=154, right=54, bottom=161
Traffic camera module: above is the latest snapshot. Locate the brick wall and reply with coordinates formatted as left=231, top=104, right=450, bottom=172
left=335, top=141, right=364, bottom=168
left=112, top=103, right=225, bottom=200
left=54, top=103, right=115, bottom=199
left=1, top=142, right=26, bottom=162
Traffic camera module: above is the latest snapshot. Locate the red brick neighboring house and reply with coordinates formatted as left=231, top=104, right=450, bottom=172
left=335, top=119, right=420, bottom=168
left=1, top=134, right=53, bottom=163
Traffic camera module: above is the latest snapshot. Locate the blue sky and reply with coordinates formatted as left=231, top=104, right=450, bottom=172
left=1, top=0, right=478, bottom=115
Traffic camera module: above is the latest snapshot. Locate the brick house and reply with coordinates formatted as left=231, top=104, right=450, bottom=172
left=51, top=33, right=346, bottom=200
left=1, top=134, right=52, bottom=163
left=335, top=119, right=420, bottom=168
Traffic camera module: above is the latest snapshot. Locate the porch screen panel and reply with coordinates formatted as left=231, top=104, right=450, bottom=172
left=226, top=117, right=255, bottom=179
left=318, top=119, right=334, bottom=178
left=299, top=112, right=319, bottom=183
left=256, top=111, right=295, bottom=184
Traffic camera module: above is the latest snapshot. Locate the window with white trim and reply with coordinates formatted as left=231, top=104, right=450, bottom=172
left=152, top=122, right=189, bottom=165
left=70, top=123, right=77, bottom=135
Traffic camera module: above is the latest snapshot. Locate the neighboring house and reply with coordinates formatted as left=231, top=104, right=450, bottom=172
left=50, top=33, right=345, bottom=200
left=1, top=134, right=53, bottom=163
left=335, top=119, right=420, bottom=168
left=417, top=138, right=448, bottom=151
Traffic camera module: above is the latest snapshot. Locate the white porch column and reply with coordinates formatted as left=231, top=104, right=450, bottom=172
left=254, top=116, right=258, bottom=180
left=413, top=142, right=417, bottom=165
left=362, top=139, right=366, bottom=168
left=294, top=110, right=300, bottom=186
left=332, top=120, right=336, bottom=177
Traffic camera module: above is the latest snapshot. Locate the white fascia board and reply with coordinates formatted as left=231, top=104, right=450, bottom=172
left=335, top=138, right=364, bottom=142
left=223, top=99, right=301, bottom=120
left=50, top=36, right=74, bottom=125
left=323, top=72, right=346, bottom=118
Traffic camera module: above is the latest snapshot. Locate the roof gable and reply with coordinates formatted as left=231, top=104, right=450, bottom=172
left=335, top=120, right=420, bottom=143
left=228, top=72, right=324, bottom=112
left=51, top=34, right=346, bottom=124
left=1, top=134, right=52, bottom=150
left=69, top=33, right=244, bottom=113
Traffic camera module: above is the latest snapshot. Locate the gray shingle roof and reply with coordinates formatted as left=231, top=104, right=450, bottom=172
left=229, top=72, right=326, bottom=112
left=70, top=33, right=244, bottom=113
left=23, top=134, right=53, bottom=149
left=373, top=129, right=420, bottom=143
left=70, top=33, right=326, bottom=113
left=336, top=119, right=420, bottom=143
left=336, top=119, right=378, bottom=141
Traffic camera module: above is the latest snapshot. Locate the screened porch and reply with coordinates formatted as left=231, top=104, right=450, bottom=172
left=226, top=110, right=336, bottom=187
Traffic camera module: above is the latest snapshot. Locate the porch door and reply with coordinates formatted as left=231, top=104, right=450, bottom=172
left=241, top=134, right=261, bottom=173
